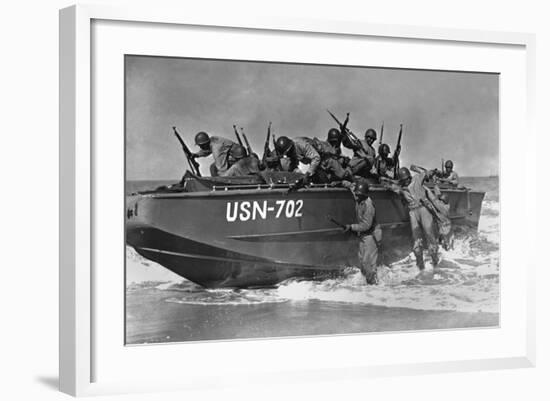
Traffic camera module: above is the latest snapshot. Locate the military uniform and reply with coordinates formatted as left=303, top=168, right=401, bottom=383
left=343, top=181, right=382, bottom=284
left=347, top=139, right=376, bottom=177
left=310, top=138, right=352, bottom=182
left=373, top=155, right=396, bottom=179
left=389, top=171, right=438, bottom=269
left=425, top=185, right=452, bottom=250
left=293, top=137, right=321, bottom=175
left=195, top=136, right=239, bottom=176
left=440, top=170, right=459, bottom=186
left=220, top=156, right=261, bottom=177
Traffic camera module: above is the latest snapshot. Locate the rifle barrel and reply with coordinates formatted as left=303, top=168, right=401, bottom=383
left=326, top=214, right=346, bottom=229
left=172, top=126, right=201, bottom=177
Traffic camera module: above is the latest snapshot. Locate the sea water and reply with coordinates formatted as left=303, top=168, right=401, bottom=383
left=125, top=177, right=499, bottom=344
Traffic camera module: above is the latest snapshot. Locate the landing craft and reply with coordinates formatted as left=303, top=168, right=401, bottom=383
left=126, top=171, right=485, bottom=288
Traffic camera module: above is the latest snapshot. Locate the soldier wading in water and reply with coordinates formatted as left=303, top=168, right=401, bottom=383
left=341, top=180, right=382, bottom=284
left=384, top=166, right=439, bottom=270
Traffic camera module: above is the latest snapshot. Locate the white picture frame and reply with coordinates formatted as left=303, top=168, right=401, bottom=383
left=59, top=4, right=536, bottom=397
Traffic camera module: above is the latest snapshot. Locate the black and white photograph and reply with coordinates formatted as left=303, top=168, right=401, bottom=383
left=124, top=55, right=499, bottom=344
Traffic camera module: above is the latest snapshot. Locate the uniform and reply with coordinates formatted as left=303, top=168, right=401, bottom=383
left=425, top=185, right=452, bottom=250
left=440, top=170, right=459, bottom=186
left=311, top=138, right=351, bottom=182
left=195, top=136, right=239, bottom=176
left=373, top=155, right=396, bottom=179
left=292, top=137, right=322, bottom=175
left=220, top=156, right=261, bottom=177
left=343, top=181, right=382, bottom=284
left=388, top=171, right=438, bottom=268
left=347, top=139, right=376, bottom=177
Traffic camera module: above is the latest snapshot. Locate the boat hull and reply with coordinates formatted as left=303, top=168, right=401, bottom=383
left=126, top=185, right=484, bottom=288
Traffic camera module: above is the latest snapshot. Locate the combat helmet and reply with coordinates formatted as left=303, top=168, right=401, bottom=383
left=445, top=160, right=454, bottom=169
left=327, top=128, right=342, bottom=146
left=354, top=181, right=370, bottom=198
left=274, top=136, right=294, bottom=156
left=397, top=167, right=412, bottom=184
left=232, top=145, right=247, bottom=160
left=379, top=143, right=391, bottom=157
left=365, top=128, right=377, bottom=141
left=194, top=131, right=210, bottom=147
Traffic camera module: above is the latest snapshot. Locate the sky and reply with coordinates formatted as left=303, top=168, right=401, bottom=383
left=125, top=55, right=499, bottom=180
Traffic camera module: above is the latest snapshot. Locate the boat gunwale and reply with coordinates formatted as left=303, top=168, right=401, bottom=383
left=130, top=185, right=485, bottom=199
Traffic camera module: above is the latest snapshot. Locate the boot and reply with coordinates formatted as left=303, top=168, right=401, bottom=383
left=431, top=252, right=439, bottom=267
left=365, top=269, right=378, bottom=285
left=414, top=251, right=425, bottom=270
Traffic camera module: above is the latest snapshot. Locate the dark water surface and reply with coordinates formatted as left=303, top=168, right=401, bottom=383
left=126, top=176, right=499, bottom=344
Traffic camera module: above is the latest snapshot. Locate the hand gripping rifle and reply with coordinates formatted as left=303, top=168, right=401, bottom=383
left=326, top=214, right=356, bottom=235
left=172, top=126, right=201, bottom=177
left=326, top=110, right=368, bottom=155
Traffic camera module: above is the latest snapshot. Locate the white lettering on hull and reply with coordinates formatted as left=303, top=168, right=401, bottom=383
left=226, top=200, right=304, bottom=222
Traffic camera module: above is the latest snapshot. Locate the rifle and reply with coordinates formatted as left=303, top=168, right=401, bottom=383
left=262, top=121, right=272, bottom=161
left=240, top=127, right=255, bottom=157
left=393, top=124, right=403, bottom=176
left=326, top=110, right=367, bottom=154
left=326, top=214, right=346, bottom=229
left=379, top=121, right=384, bottom=148
left=172, top=126, right=201, bottom=177
left=233, top=125, right=244, bottom=147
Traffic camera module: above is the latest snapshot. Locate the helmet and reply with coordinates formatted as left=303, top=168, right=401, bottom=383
left=397, top=167, right=411, bottom=182
left=232, top=145, right=247, bottom=160
left=445, top=160, right=454, bottom=169
left=275, top=136, right=294, bottom=155
left=439, top=193, right=449, bottom=204
left=379, top=143, right=390, bottom=157
left=195, top=131, right=210, bottom=146
left=354, top=181, right=370, bottom=197
left=365, top=128, right=377, bottom=140
left=327, top=128, right=341, bottom=145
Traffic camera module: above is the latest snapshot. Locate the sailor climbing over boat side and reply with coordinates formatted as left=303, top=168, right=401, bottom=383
left=192, top=131, right=240, bottom=176
left=273, top=136, right=321, bottom=183
left=341, top=180, right=382, bottom=285
left=382, top=166, right=439, bottom=271
left=219, top=145, right=261, bottom=177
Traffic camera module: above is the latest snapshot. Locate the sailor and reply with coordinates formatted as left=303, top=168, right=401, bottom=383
left=192, top=131, right=239, bottom=176
left=373, top=143, right=400, bottom=179
left=274, top=136, right=321, bottom=183
left=426, top=185, right=453, bottom=250
left=342, top=128, right=377, bottom=178
left=219, top=145, right=261, bottom=177
left=341, top=180, right=381, bottom=284
left=383, top=166, right=439, bottom=270
left=363, top=128, right=378, bottom=164
left=437, top=160, right=459, bottom=186
left=326, top=128, right=351, bottom=172
left=310, top=134, right=352, bottom=183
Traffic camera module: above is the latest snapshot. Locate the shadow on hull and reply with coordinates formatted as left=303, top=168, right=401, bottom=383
left=128, top=226, right=350, bottom=288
